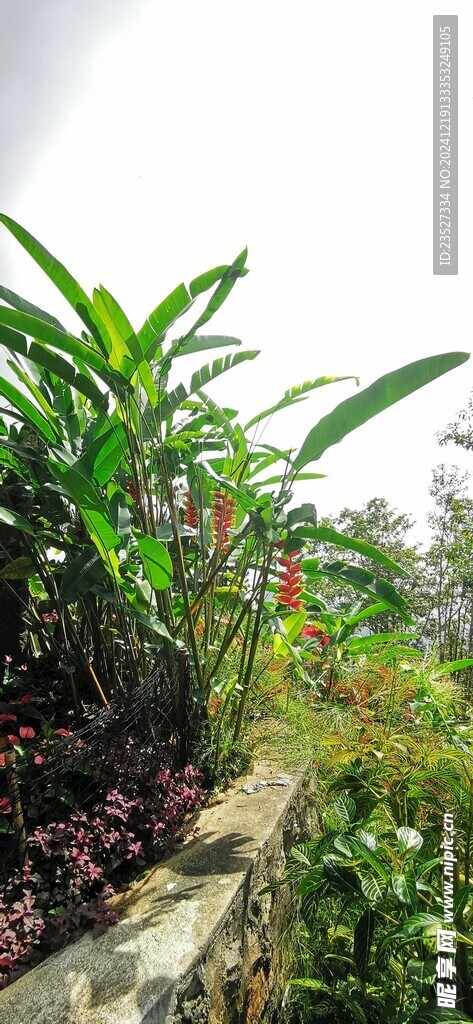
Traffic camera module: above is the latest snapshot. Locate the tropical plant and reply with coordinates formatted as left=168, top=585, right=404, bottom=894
left=274, top=821, right=471, bottom=1023
left=291, top=598, right=422, bottom=700
left=0, top=214, right=468, bottom=747
left=308, top=499, right=423, bottom=635
left=265, top=653, right=473, bottom=1023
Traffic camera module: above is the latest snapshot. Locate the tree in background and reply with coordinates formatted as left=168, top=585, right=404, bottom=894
left=432, top=393, right=473, bottom=687
left=438, top=389, right=473, bottom=452
left=421, top=465, right=473, bottom=686
left=313, top=498, right=422, bottom=634
left=312, top=480, right=473, bottom=691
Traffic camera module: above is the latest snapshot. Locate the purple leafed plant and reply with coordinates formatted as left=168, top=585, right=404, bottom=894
left=0, top=758, right=202, bottom=987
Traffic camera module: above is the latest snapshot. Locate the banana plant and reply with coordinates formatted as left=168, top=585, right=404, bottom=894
left=0, top=214, right=469, bottom=735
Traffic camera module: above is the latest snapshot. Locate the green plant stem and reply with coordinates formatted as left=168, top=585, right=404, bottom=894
left=206, top=591, right=258, bottom=688
left=164, top=472, right=205, bottom=696
left=172, top=526, right=252, bottom=637
left=233, top=543, right=272, bottom=743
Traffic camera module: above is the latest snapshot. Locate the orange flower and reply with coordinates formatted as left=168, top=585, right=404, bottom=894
left=301, top=624, right=330, bottom=649
left=277, top=550, right=304, bottom=611
left=183, top=491, right=198, bottom=529
left=211, top=490, right=236, bottom=553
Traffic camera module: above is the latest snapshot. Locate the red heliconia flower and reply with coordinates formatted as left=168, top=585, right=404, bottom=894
left=277, top=549, right=304, bottom=611
left=183, top=491, right=198, bottom=529
left=126, top=479, right=138, bottom=502
left=301, top=624, right=330, bottom=648
left=0, top=797, right=12, bottom=814
left=211, top=490, right=236, bottom=553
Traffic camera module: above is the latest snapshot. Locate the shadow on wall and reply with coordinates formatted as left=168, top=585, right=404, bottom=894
left=54, top=827, right=258, bottom=1021
left=4, top=882, right=197, bottom=1022
left=171, top=829, right=259, bottom=878
left=1, top=828, right=260, bottom=1021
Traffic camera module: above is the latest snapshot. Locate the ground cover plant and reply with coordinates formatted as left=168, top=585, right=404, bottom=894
left=0, top=668, right=203, bottom=986
left=264, top=650, right=473, bottom=1024
left=0, top=215, right=469, bottom=991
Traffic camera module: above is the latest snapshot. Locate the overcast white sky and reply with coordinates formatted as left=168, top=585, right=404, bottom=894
left=1, top=0, right=472, bottom=546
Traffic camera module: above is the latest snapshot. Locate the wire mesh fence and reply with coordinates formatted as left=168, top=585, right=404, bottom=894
left=0, top=653, right=196, bottom=887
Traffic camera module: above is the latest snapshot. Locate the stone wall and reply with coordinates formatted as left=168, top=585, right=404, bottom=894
left=0, top=761, right=320, bottom=1024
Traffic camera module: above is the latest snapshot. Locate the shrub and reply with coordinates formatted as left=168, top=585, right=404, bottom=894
left=0, top=761, right=202, bottom=987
